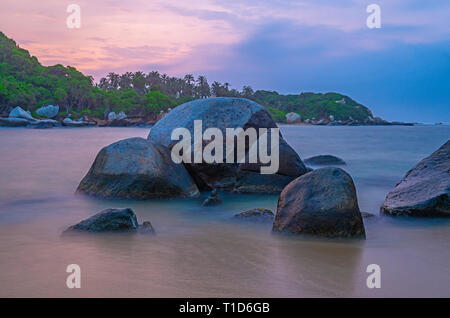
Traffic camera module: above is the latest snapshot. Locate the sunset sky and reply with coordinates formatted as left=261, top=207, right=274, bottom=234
left=1, top=0, right=449, bottom=123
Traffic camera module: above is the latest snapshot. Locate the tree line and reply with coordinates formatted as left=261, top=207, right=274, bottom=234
left=0, top=31, right=373, bottom=122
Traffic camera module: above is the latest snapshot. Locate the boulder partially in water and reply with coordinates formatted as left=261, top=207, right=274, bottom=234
left=147, top=97, right=308, bottom=192
left=381, top=140, right=450, bottom=217
left=77, top=137, right=199, bottom=199
left=303, top=155, right=346, bottom=166
left=65, top=208, right=139, bottom=232
left=273, top=167, right=366, bottom=239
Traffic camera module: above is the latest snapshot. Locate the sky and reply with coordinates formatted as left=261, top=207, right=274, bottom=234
left=0, top=0, right=449, bottom=123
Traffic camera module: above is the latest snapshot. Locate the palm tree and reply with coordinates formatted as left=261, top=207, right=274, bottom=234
left=196, top=75, right=210, bottom=98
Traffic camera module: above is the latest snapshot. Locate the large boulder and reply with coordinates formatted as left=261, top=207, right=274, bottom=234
left=273, top=167, right=366, bottom=239
left=285, top=112, right=301, bottom=123
left=36, top=105, right=59, bottom=118
left=304, top=155, right=346, bottom=166
left=77, top=137, right=199, bottom=199
left=381, top=141, right=450, bottom=217
left=147, top=97, right=308, bottom=192
left=65, top=208, right=139, bottom=232
left=9, top=106, right=35, bottom=121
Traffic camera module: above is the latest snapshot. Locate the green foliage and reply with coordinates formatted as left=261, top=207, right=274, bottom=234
left=251, top=91, right=373, bottom=122
left=267, top=107, right=287, bottom=123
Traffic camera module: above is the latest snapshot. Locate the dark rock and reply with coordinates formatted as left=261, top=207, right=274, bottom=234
left=303, top=155, right=346, bottom=166
left=273, top=167, right=366, bottom=239
left=202, top=189, right=222, bottom=206
left=100, top=118, right=131, bottom=127
left=234, top=208, right=274, bottom=222
left=65, top=208, right=138, bottom=232
left=0, top=117, right=29, bottom=127
left=233, top=170, right=296, bottom=194
left=147, top=97, right=308, bottom=192
left=77, top=137, right=199, bottom=199
left=381, top=140, right=450, bottom=217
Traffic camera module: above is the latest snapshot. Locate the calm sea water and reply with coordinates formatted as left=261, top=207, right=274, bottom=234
left=0, top=125, right=449, bottom=297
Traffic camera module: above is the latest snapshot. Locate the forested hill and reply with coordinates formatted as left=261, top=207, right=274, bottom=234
left=0, top=31, right=375, bottom=122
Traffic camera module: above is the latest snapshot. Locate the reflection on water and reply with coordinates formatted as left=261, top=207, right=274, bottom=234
left=0, top=126, right=449, bottom=297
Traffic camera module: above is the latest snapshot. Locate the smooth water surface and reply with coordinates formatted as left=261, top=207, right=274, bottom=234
left=0, top=125, right=449, bottom=297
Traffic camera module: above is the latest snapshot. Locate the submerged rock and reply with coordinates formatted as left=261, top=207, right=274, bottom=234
left=273, top=167, right=366, bottom=239
left=234, top=208, right=274, bottom=222
left=36, top=105, right=59, bottom=118
left=303, top=155, right=346, bottom=166
left=0, top=117, right=29, bottom=127
left=381, top=140, right=450, bottom=217
left=139, top=221, right=156, bottom=234
left=202, top=189, right=222, bottom=206
left=77, top=137, right=199, bottom=199
left=9, top=106, right=35, bottom=121
left=147, top=97, right=308, bottom=192
left=65, top=208, right=139, bottom=232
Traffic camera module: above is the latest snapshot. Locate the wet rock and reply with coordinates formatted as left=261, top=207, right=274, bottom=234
left=381, top=140, right=450, bottom=217
left=77, top=137, right=199, bottom=199
left=273, top=167, right=366, bottom=239
left=304, top=155, right=346, bottom=166
left=64, top=208, right=139, bottom=232
left=234, top=208, right=274, bottom=222
left=233, top=170, right=296, bottom=194
left=202, top=189, right=222, bottom=206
